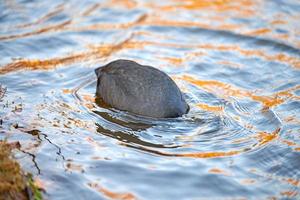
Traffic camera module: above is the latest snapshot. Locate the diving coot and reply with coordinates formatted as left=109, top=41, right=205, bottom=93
left=95, top=59, right=189, bottom=118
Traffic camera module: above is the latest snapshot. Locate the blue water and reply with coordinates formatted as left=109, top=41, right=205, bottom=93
left=1, top=0, right=300, bottom=199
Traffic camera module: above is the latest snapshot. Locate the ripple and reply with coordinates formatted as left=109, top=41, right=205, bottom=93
left=1, top=0, right=300, bottom=199
left=68, top=70, right=283, bottom=161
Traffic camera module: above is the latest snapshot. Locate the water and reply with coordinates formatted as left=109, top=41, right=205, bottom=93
left=1, top=0, right=300, bottom=199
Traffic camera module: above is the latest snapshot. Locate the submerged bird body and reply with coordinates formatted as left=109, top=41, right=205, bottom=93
left=95, top=60, right=189, bottom=118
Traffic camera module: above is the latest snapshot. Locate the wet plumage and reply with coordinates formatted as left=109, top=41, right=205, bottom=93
left=95, top=59, right=189, bottom=118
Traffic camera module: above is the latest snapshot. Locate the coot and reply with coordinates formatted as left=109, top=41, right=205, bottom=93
left=95, top=59, right=189, bottom=118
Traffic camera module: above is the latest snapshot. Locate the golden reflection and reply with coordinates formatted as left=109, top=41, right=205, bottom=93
left=194, top=43, right=298, bottom=69
left=281, top=140, right=296, bottom=146
left=247, top=28, right=271, bottom=36
left=85, top=136, right=105, bottom=149
left=232, top=137, right=252, bottom=145
left=66, top=162, right=84, bottom=173
left=218, top=60, right=242, bottom=68
left=2, top=0, right=298, bottom=49
left=0, top=20, right=72, bottom=41
left=177, top=150, right=242, bottom=158
left=159, top=56, right=184, bottom=66
left=109, top=0, right=137, bottom=9
left=82, top=3, right=101, bottom=16
left=143, top=15, right=240, bottom=32
left=0, top=36, right=135, bottom=74
left=194, top=44, right=300, bottom=69
left=280, top=190, right=298, bottom=198
left=271, top=19, right=286, bottom=25
left=284, top=178, right=300, bottom=187
left=15, top=3, right=65, bottom=29
left=196, top=103, right=224, bottom=113
left=1, top=12, right=146, bottom=42
left=123, top=143, right=245, bottom=158
left=181, top=75, right=299, bottom=109
left=284, top=115, right=300, bottom=124
left=88, top=182, right=137, bottom=200
left=120, top=41, right=300, bottom=69
left=240, top=179, right=256, bottom=185
left=250, top=168, right=300, bottom=193
left=158, top=51, right=206, bottom=66
left=251, top=95, right=284, bottom=108
left=2, top=38, right=298, bottom=75
left=123, top=128, right=283, bottom=159
left=255, top=128, right=280, bottom=146
left=82, top=94, right=96, bottom=109
left=180, top=74, right=250, bottom=99
left=148, top=0, right=256, bottom=16
left=143, top=1, right=298, bottom=45
left=140, top=1, right=265, bottom=35
left=208, top=168, right=231, bottom=176
left=72, top=13, right=147, bottom=31
left=294, top=147, right=300, bottom=152
left=62, top=89, right=73, bottom=94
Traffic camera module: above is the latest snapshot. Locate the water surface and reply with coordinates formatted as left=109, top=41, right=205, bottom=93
left=1, top=0, right=300, bottom=199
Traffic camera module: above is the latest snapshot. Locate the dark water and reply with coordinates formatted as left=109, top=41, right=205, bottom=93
left=1, top=0, right=300, bottom=199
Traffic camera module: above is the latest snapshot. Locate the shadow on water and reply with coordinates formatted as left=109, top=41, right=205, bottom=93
left=93, top=96, right=194, bottom=149
left=94, top=96, right=153, bottom=131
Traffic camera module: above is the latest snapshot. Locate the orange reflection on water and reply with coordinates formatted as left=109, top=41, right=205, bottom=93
left=2, top=0, right=298, bottom=50
left=72, top=13, right=147, bottom=32
left=150, top=0, right=256, bottom=16
left=170, top=129, right=280, bottom=159
left=251, top=168, right=300, bottom=185
left=284, top=178, right=300, bottom=187
left=251, top=95, right=285, bottom=108
left=255, top=128, right=280, bottom=146
left=0, top=36, right=135, bottom=74
left=124, top=143, right=245, bottom=159
left=196, top=103, right=224, bottom=113
left=181, top=74, right=299, bottom=108
left=2, top=38, right=298, bottom=75
left=159, top=51, right=206, bottom=67
left=294, top=147, right=300, bottom=152
left=82, top=3, right=102, bottom=16
left=232, top=136, right=253, bottom=145
left=218, top=60, right=242, bottom=68
left=271, top=19, right=286, bottom=25
left=281, top=139, right=297, bottom=147
left=0, top=55, right=84, bottom=74
left=0, top=20, right=72, bottom=41
left=143, top=15, right=240, bottom=32
left=181, top=74, right=250, bottom=99
left=82, top=94, right=96, bottom=109
left=208, top=168, right=231, bottom=176
left=85, top=136, right=105, bottom=150
left=62, top=89, right=73, bottom=94
left=247, top=28, right=271, bottom=36
left=109, top=0, right=137, bottom=9
left=148, top=43, right=300, bottom=69
left=159, top=56, right=185, bottom=66
left=177, top=150, right=242, bottom=158
left=139, top=128, right=282, bottom=159
left=1, top=11, right=146, bottom=44
left=88, top=182, right=137, bottom=200
left=196, top=44, right=300, bottom=69
left=240, top=179, right=256, bottom=185
left=284, top=115, right=300, bottom=124
left=66, top=162, right=84, bottom=173
left=15, top=3, right=65, bottom=29
left=280, top=190, right=298, bottom=198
